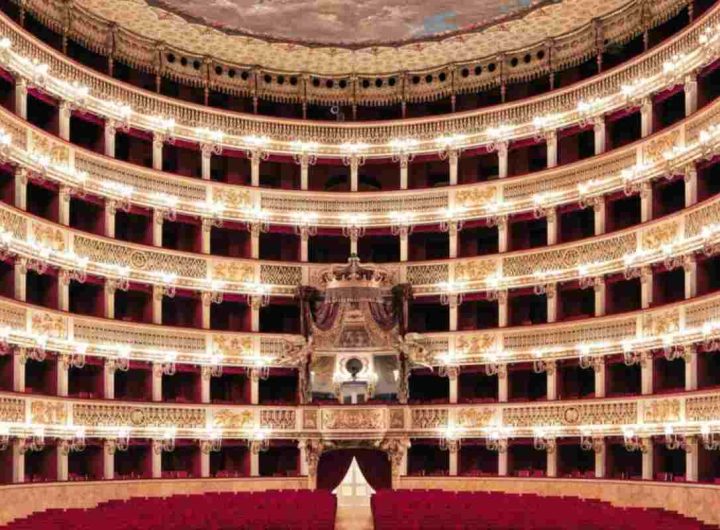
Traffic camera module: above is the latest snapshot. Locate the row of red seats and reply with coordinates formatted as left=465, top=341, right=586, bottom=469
left=372, top=490, right=717, bottom=530
left=2, top=490, right=336, bottom=530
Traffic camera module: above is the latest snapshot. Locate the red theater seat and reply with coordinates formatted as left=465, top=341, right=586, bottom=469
left=371, top=490, right=717, bottom=530
left=0, top=490, right=336, bottom=530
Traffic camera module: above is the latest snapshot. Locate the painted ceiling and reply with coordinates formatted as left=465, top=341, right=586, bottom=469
left=149, top=0, right=556, bottom=46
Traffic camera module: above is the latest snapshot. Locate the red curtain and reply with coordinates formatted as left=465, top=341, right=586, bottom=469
left=316, top=449, right=391, bottom=491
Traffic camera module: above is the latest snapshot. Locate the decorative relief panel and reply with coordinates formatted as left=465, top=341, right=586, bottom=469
left=73, top=404, right=205, bottom=428
left=457, top=408, right=496, bottom=429
left=642, top=130, right=681, bottom=164
left=406, top=264, right=449, bottom=287
left=212, top=187, right=251, bottom=209
left=73, top=320, right=205, bottom=354
left=503, top=402, right=636, bottom=427
left=212, top=409, right=254, bottom=429
left=684, top=298, right=720, bottom=329
left=0, top=206, right=27, bottom=240
left=30, top=310, right=67, bottom=339
left=260, top=410, right=296, bottom=430
left=30, top=401, right=68, bottom=425
left=502, top=151, right=635, bottom=200
left=411, top=409, right=448, bottom=429
left=642, top=310, right=680, bottom=337
left=0, top=397, right=25, bottom=423
left=641, top=220, right=680, bottom=251
left=642, top=399, right=681, bottom=424
left=322, top=409, right=385, bottom=431
left=260, top=264, right=302, bottom=287
left=503, top=318, right=636, bottom=351
left=260, top=192, right=447, bottom=217
left=456, top=334, right=496, bottom=355
left=73, top=236, right=208, bottom=278
left=0, top=300, right=28, bottom=330
left=212, top=260, right=254, bottom=283
left=454, top=259, right=498, bottom=283
left=685, top=395, right=720, bottom=422
left=31, top=222, right=66, bottom=251
left=685, top=200, right=720, bottom=238
left=212, top=335, right=253, bottom=358
left=0, top=110, right=27, bottom=148
left=389, top=409, right=405, bottom=430
left=303, top=409, right=319, bottom=430
left=77, top=157, right=207, bottom=202
left=455, top=187, right=498, bottom=209
left=29, top=131, right=70, bottom=166
left=503, top=234, right=636, bottom=277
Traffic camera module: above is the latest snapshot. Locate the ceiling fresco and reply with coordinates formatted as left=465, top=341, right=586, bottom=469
left=149, top=0, right=557, bottom=46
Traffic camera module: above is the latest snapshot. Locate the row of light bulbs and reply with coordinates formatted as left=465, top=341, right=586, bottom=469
left=2, top=110, right=720, bottom=295
left=0, top=183, right=716, bottom=308
left=1, top=419, right=718, bottom=454
left=0, top=319, right=276, bottom=370
left=0, top=283, right=717, bottom=370
left=451, top=422, right=720, bottom=453
left=1, top=103, right=718, bottom=230
left=0, top=15, right=717, bottom=157
left=435, top=314, right=720, bottom=369
left=0, top=423, right=271, bottom=453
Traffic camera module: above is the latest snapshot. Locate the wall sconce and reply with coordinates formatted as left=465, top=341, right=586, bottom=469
left=107, top=428, right=130, bottom=453
left=663, top=425, right=691, bottom=452
left=247, top=428, right=270, bottom=453
left=533, top=429, right=556, bottom=452
left=153, top=428, right=176, bottom=453
left=0, top=424, right=9, bottom=451
left=292, top=211, right=318, bottom=238
left=389, top=211, right=414, bottom=237
left=199, top=429, right=222, bottom=454
left=485, top=428, right=509, bottom=453
left=623, top=427, right=647, bottom=453
left=438, top=281, right=464, bottom=307
left=439, top=423, right=463, bottom=452
left=701, top=425, right=720, bottom=451
left=157, top=351, right=177, bottom=376
left=246, top=282, right=270, bottom=309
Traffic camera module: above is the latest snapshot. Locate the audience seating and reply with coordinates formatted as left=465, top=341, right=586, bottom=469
left=1, top=490, right=336, bottom=530
left=372, top=490, right=717, bottom=529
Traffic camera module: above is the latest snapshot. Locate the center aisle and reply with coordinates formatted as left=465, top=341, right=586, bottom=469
left=335, top=505, right=374, bottom=530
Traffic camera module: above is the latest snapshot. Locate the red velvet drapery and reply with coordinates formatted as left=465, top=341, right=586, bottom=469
left=316, top=449, right=391, bottom=491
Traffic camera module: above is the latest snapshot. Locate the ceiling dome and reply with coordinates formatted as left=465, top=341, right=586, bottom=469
left=150, top=0, right=555, bottom=46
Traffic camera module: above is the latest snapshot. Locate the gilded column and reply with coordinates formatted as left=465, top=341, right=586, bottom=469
left=152, top=133, right=165, bottom=171
left=14, top=78, right=27, bottom=120
left=151, top=362, right=163, bottom=402
left=104, top=120, right=117, bottom=158
left=103, top=440, right=116, bottom=480
left=684, top=73, right=698, bottom=116
left=593, top=117, right=606, bottom=155
left=593, top=357, right=606, bottom=399
left=684, top=165, right=698, bottom=208
left=545, top=130, right=558, bottom=168
left=58, top=100, right=72, bottom=141
left=14, top=167, right=27, bottom=211
left=640, top=97, right=653, bottom=138
left=104, top=200, right=117, bottom=238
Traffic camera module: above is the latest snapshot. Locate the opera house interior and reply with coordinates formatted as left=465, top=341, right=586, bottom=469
left=1, top=0, right=720, bottom=528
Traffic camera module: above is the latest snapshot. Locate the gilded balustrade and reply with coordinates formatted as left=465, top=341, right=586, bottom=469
left=0, top=4, right=717, bottom=153
left=0, top=278, right=717, bottom=368
left=0, top=389, right=717, bottom=440
left=0, top=98, right=717, bottom=228
left=0, top=187, right=716, bottom=298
